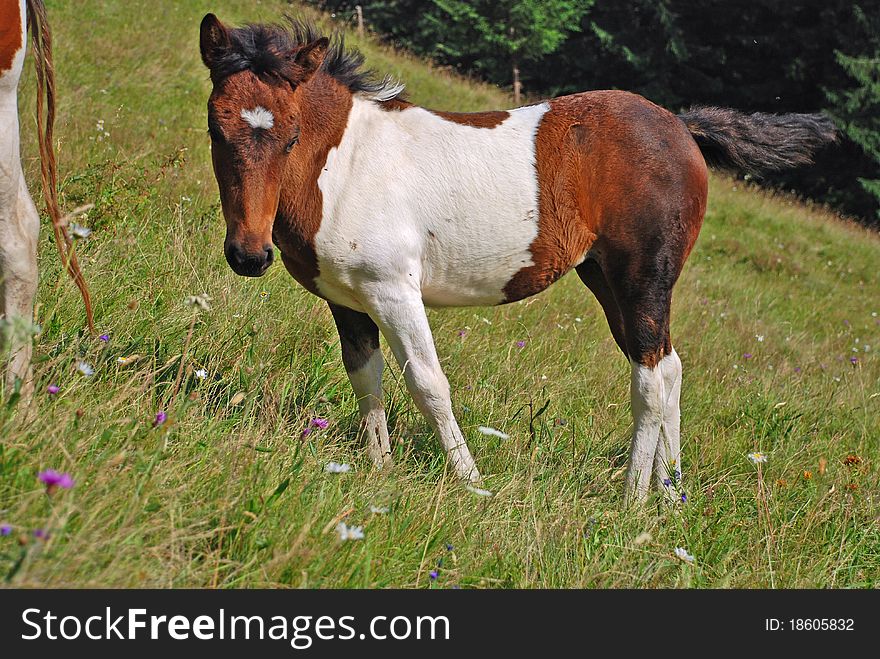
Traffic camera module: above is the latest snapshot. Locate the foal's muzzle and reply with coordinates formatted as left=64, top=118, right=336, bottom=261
left=225, top=241, right=274, bottom=277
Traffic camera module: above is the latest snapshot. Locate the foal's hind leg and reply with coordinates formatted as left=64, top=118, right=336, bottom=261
left=360, top=286, right=480, bottom=483
left=653, top=347, right=682, bottom=496
left=579, top=252, right=680, bottom=505
left=329, top=303, right=393, bottom=469
left=618, top=284, right=680, bottom=505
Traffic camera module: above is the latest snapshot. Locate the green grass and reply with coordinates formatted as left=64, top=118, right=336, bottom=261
left=1, top=0, right=878, bottom=588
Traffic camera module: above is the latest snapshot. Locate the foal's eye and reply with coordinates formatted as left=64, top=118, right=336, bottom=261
left=285, top=134, right=299, bottom=153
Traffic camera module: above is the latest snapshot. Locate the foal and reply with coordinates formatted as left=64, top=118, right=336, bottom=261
left=1, top=0, right=93, bottom=396
left=200, top=16, right=835, bottom=503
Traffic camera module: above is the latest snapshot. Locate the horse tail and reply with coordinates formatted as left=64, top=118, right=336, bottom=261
left=678, top=106, right=837, bottom=175
left=26, top=0, right=94, bottom=334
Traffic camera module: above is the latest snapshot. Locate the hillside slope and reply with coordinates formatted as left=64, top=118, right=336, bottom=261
left=1, top=0, right=877, bottom=588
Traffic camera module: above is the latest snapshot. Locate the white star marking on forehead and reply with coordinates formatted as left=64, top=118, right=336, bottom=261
left=240, top=106, right=274, bottom=130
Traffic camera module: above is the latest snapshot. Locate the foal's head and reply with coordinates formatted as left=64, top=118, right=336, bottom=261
left=200, top=14, right=328, bottom=277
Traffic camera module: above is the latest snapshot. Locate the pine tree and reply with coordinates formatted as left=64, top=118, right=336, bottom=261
left=827, top=52, right=880, bottom=219
left=430, top=0, right=591, bottom=103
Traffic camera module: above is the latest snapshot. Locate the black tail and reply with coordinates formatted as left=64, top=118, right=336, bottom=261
left=678, top=106, right=837, bottom=175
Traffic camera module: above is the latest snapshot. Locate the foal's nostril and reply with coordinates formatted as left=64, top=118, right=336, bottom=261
left=225, top=241, right=244, bottom=266
left=225, top=241, right=272, bottom=277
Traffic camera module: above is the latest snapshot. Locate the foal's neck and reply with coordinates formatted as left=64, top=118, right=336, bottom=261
left=273, top=75, right=353, bottom=258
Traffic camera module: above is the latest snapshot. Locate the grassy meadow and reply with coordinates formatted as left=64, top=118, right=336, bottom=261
left=0, top=0, right=878, bottom=588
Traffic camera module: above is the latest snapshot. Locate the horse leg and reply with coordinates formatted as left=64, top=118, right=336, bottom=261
left=0, top=166, right=40, bottom=397
left=328, top=302, right=392, bottom=469
left=582, top=248, right=680, bottom=505
left=653, top=346, right=682, bottom=498
left=361, top=286, right=480, bottom=483
left=620, top=289, right=677, bottom=505
left=576, top=258, right=628, bottom=358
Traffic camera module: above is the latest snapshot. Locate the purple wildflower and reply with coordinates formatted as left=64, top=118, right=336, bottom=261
left=429, top=570, right=439, bottom=580
left=663, top=478, right=672, bottom=488
left=680, top=493, right=688, bottom=503
left=33, top=529, right=48, bottom=539
left=516, top=340, right=526, bottom=349
left=153, top=411, right=167, bottom=427
left=850, top=356, right=859, bottom=365
left=0, top=524, right=11, bottom=536
left=457, top=329, right=467, bottom=338
left=99, top=334, right=110, bottom=342
left=311, top=418, right=329, bottom=430
left=794, top=367, right=802, bottom=374
left=301, top=427, right=312, bottom=438
left=38, top=469, right=74, bottom=491
left=445, top=544, right=454, bottom=551
left=675, top=470, right=681, bottom=480
left=47, top=384, right=60, bottom=395
left=743, top=353, right=753, bottom=360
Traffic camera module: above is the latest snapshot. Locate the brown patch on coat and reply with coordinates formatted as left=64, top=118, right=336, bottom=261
left=0, top=0, right=23, bottom=73
left=430, top=109, right=508, bottom=128
left=502, top=100, right=599, bottom=302
left=504, top=91, right=708, bottom=367
left=274, top=73, right=353, bottom=295
left=378, top=97, right=508, bottom=128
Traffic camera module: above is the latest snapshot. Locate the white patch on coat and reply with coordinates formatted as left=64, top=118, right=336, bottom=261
left=240, top=106, right=274, bottom=130
left=314, top=98, right=550, bottom=310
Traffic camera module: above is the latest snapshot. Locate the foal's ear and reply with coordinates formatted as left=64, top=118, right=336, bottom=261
left=200, top=13, right=231, bottom=70
left=292, top=37, right=330, bottom=83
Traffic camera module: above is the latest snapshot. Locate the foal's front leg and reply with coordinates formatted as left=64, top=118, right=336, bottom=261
left=360, top=286, right=480, bottom=483
left=329, top=303, right=392, bottom=469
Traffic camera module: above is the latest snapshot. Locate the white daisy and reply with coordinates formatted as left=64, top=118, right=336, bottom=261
left=336, top=522, right=364, bottom=541
left=76, top=361, right=94, bottom=377
left=674, top=547, right=695, bottom=563
left=466, top=485, right=494, bottom=497
left=194, top=368, right=208, bottom=380
left=183, top=294, right=212, bottom=311
left=69, top=223, right=92, bottom=240
left=748, top=451, right=768, bottom=464
left=477, top=426, right=509, bottom=439
left=325, top=462, right=351, bottom=474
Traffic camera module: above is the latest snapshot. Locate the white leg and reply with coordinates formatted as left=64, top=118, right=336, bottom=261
left=348, top=350, right=393, bottom=468
left=1, top=169, right=40, bottom=396
left=624, top=360, right=665, bottom=505
left=653, top=348, right=683, bottom=498
left=362, top=287, right=480, bottom=483
left=329, top=303, right=392, bottom=469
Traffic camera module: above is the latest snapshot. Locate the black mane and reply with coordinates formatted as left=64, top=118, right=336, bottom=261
left=209, top=17, right=405, bottom=100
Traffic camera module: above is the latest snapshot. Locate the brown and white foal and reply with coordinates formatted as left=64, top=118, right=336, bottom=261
left=200, top=16, right=835, bottom=503
left=1, top=0, right=93, bottom=397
